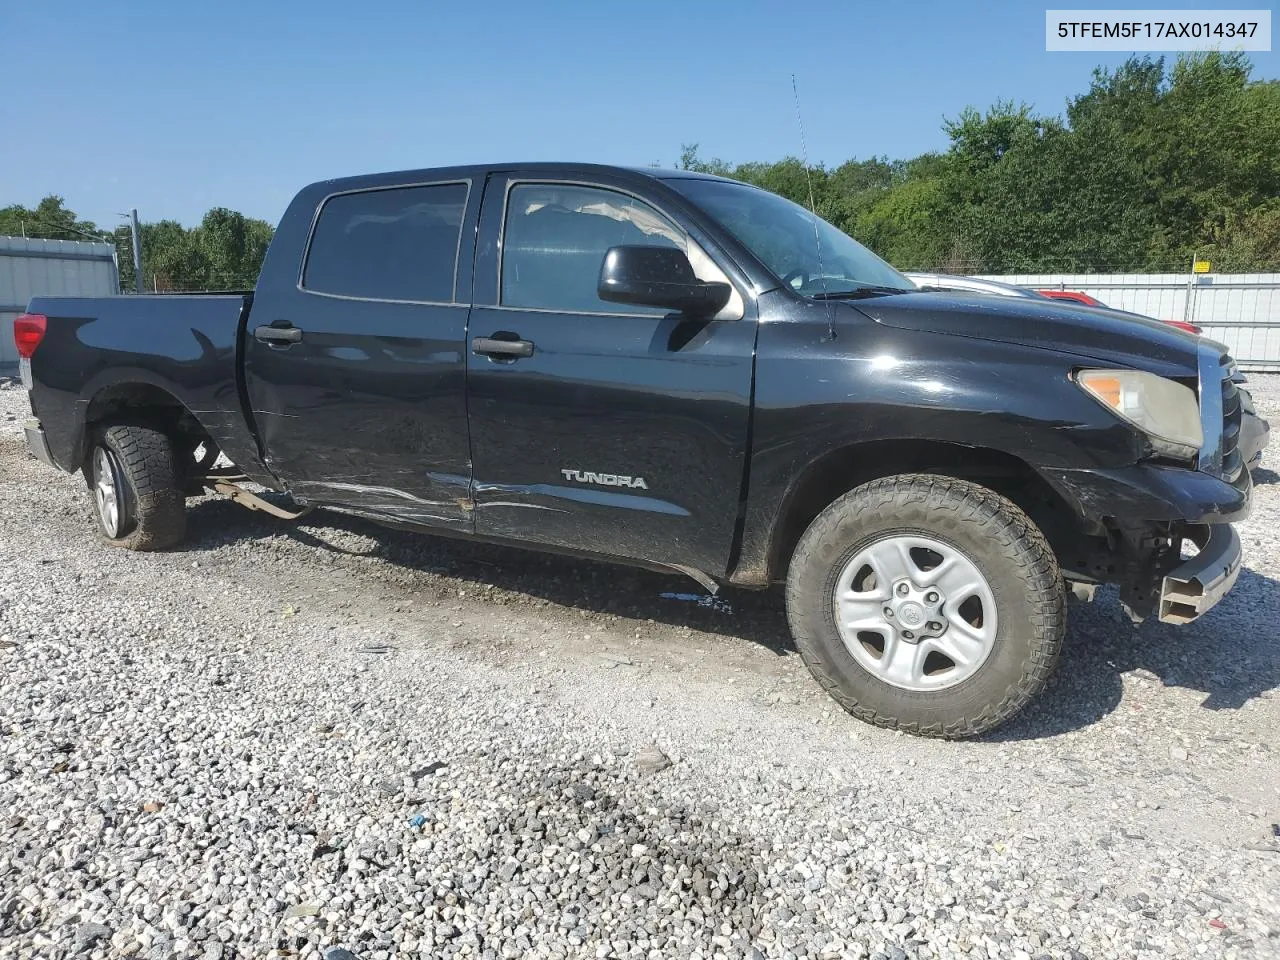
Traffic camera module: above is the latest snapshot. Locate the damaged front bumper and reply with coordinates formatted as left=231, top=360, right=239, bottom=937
left=1043, top=462, right=1249, bottom=624
left=1158, top=523, right=1242, bottom=624
left=1044, top=462, right=1251, bottom=527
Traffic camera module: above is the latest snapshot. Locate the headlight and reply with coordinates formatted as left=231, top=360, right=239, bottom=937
left=1076, top=369, right=1203, bottom=459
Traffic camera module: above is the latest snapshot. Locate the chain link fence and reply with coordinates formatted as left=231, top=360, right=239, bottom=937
left=137, top=272, right=259, bottom=293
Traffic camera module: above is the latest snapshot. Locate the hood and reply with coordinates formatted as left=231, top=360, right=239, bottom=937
left=855, top=291, right=1203, bottom=378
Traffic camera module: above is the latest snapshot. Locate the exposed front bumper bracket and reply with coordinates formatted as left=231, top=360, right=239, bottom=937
left=23, top=419, right=55, bottom=469
left=1158, top=524, right=1242, bottom=624
left=211, top=479, right=314, bottom=521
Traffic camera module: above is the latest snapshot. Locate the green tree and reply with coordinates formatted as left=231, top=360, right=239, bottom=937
left=0, top=196, right=105, bottom=242
left=199, top=208, right=274, bottom=288
left=115, top=212, right=275, bottom=291
left=678, top=52, right=1280, bottom=273
left=857, top=177, right=952, bottom=269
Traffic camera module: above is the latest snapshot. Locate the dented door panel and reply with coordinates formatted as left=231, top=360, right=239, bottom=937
left=243, top=296, right=474, bottom=528
left=242, top=176, right=480, bottom=530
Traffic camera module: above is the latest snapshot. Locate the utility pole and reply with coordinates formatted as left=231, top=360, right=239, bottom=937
left=129, top=209, right=144, bottom=294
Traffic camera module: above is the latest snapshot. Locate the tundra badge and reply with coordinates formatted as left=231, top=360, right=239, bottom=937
left=561, top=469, right=649, bottom=490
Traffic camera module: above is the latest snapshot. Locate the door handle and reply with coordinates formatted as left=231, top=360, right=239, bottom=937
left=255, top=324, right=303, bottom=344
left=472, top=336, right=534, bottom=359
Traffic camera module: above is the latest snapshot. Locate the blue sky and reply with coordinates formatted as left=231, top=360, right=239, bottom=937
left=3, top=0, right=1276, bottom=228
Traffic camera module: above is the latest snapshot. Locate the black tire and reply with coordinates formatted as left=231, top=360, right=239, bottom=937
left=83, top=423, right=187, bottom=551
left=785, top=474, right=1064, bottom=738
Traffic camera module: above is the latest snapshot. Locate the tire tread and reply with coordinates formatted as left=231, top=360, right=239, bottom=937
left=87, top=423, right=187, bottom=551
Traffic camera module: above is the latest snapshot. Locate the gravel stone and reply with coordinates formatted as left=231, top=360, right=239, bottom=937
left=634, top=745, right=672, bottom=776
left=73, top=922, right=111, bottom=951
left=0, top=374, right=1278, bottom=959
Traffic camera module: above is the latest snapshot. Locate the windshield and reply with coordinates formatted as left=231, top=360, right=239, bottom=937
left=669, top=178, right=913, bottom=297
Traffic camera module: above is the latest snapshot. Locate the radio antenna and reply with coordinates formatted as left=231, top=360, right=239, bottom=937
left=792, top=74, right=836, bottom=341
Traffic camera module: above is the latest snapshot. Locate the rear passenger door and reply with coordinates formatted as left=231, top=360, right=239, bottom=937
left=244, top=180, right=478, bottom=530
left=465, top=173, right=757, bottom=574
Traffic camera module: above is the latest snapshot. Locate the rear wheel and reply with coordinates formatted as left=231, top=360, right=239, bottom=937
left=785, top=474, right=1064, bottom=738
left=84, top=423, right=186, bottom=550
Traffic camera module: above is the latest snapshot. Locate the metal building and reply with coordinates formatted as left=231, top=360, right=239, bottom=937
left=1, top=236, right=120, bottom=364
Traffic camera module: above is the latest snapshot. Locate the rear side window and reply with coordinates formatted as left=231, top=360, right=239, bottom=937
left=303, top=183, right=468, bottom=302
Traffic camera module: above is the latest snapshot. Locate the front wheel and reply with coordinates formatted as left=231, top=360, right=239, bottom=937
left=84, top=423, right=187, bottom=551
left=785, top=474, right=1065, bottom=738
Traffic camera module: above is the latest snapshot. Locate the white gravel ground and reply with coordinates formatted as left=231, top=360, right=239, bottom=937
left=1, top=375, right=1278, bottom=960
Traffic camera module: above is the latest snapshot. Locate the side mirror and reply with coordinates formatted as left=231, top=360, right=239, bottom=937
left=598, top=245, right=732, bottom=318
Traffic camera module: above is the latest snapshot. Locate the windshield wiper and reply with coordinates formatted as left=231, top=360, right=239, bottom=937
left=810, top=285, right=911, bottom=301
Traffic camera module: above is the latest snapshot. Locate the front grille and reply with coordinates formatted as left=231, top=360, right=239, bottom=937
left=1219, top=355, right=1244, bottom=484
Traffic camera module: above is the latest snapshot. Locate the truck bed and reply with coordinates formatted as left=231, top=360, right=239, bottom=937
left=23, top=292, right=268, bottom=481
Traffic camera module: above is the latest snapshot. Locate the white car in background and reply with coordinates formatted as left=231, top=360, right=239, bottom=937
left=904, top=272, right=1050, bottom=299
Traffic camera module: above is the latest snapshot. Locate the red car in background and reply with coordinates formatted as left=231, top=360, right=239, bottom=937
left=1037, top=289, right=1202, bottom=335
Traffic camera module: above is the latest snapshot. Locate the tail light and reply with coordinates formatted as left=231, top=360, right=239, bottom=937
left=13, top=313, right=47, bottom=359
left=1164, top=319, right=1202, bottom=335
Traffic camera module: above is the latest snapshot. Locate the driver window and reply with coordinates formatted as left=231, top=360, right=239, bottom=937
left=501, top=183, right=742, bottom=319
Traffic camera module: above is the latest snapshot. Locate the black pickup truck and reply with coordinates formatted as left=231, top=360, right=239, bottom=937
left=15, top=163, right=1252, bottom=737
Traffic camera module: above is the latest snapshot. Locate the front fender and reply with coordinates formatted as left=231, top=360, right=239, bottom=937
left=731, top=310, right=1150, bottom=584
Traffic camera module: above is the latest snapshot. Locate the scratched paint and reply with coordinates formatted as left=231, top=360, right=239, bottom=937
left=310, top=481, right=456, bottom=507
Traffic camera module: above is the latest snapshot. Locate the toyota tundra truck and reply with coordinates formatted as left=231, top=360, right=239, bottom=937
left=14, top=163, right=1251, bottom=737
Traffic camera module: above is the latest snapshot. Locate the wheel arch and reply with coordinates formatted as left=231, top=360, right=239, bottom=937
left=79, top=380, right=212, bottom=469
left=742, top=438, right=1083, bottom=586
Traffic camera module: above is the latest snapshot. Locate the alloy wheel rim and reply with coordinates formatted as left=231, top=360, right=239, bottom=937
left=93, top=447, right=122, bottom=538
left=833, top=534, right=998, bottom=691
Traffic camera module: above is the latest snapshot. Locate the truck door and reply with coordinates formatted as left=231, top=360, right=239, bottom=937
left=244, top=179, right=477, bottom=531
left=465, top=172, right=757, bottom=574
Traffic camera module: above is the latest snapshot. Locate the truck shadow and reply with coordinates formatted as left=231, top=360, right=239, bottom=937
left=1252, top=466, right=1278, bottom=486
left=185, top=500, right=1280, bottom=739
left=987, top=568, right=1280, bottom=740
left=184, top=499, right=795, bottom=655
